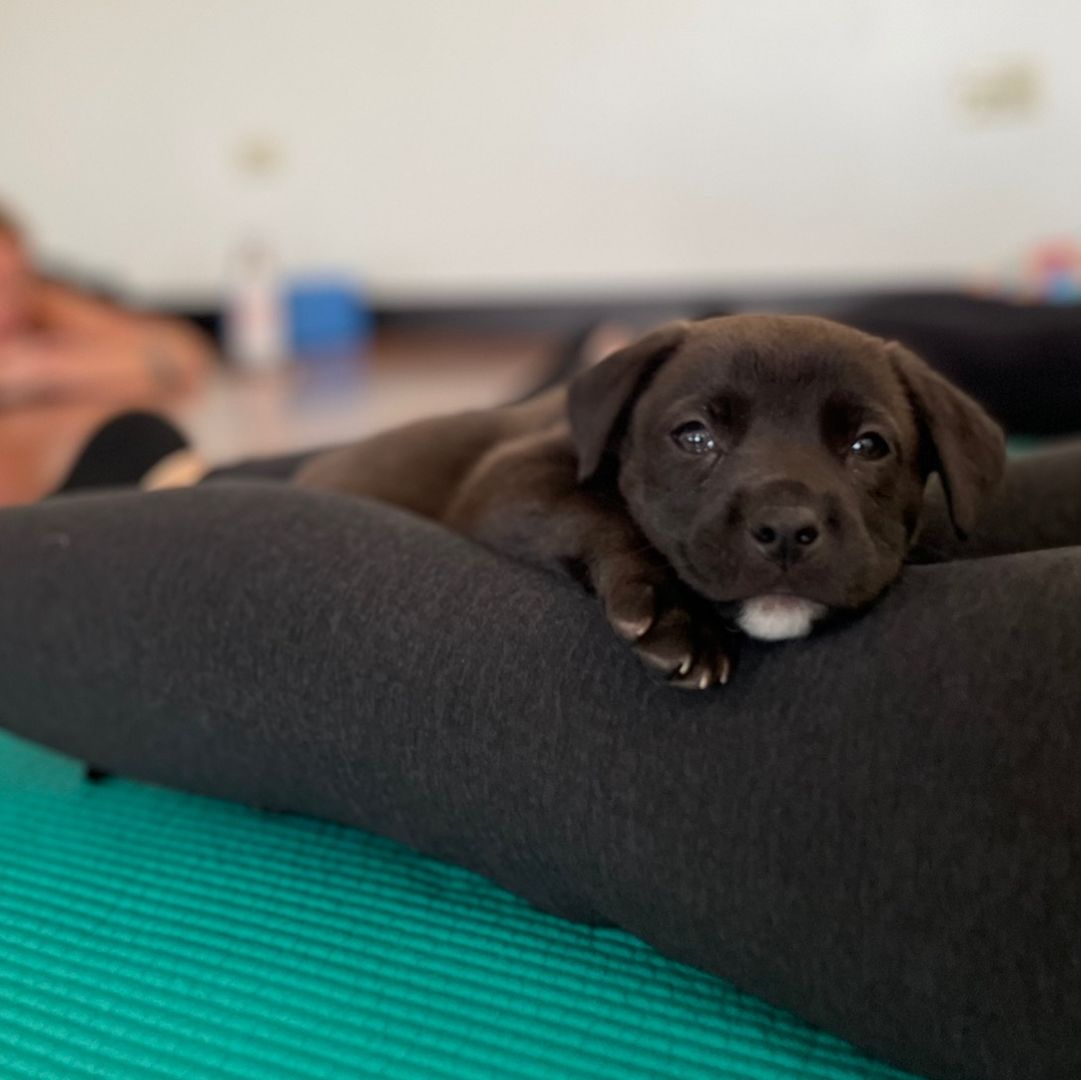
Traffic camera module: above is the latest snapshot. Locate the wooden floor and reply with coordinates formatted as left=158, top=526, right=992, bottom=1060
left=0, top=330, right=556, bottom=505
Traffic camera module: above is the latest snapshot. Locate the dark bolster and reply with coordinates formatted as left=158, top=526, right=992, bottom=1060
left=0, top=484, right=1078, bottom=1080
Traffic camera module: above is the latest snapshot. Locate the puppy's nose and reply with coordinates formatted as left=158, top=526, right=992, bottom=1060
left=748, top=506, right=822, bottom=565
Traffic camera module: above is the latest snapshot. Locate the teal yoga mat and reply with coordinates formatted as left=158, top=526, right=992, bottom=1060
left=0, top=731, right=918, bottom=1079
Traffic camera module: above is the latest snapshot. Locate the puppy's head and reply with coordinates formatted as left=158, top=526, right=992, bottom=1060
left=568, top=315, right=1005, bottom=641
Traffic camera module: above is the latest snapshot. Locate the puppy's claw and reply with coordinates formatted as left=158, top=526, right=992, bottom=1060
left=665, top=646, right=732, bottom=691
left=717, top=655, right=731, bottom=685
left=667, top=665, right=709, bottom=691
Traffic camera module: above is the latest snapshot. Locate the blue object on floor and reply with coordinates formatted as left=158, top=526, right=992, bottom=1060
left=287, top=276, right=373, bottom=358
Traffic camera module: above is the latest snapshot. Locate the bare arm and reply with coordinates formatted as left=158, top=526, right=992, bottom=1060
left=0, top=281, right=212, bottom=407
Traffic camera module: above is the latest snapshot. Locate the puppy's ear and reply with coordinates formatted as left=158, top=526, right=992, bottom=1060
left=568, top=322, right=688, bottom=481
left=888, top=344, right=1006, bottom=539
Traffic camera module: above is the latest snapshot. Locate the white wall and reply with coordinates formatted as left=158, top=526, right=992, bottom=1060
left=0, top=0, right=1077, bottom=302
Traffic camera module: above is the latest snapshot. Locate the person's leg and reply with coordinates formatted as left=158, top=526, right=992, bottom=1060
left=913, top=440, right=1081, bottom=561
left=0, top=483, right=1078, bottom=1080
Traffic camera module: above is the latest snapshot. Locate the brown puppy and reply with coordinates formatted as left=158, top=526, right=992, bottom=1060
left=297, top=315, right=1005, bottom=688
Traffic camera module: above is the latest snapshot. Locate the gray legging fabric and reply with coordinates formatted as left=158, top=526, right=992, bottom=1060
left=1, top=445, right=1080, bottom=1080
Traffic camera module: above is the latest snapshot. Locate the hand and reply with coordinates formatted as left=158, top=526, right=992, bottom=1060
left=0, top=278, right=212, bottom=410
left=0, top=330, right=203, bottom=408
left=0, top=338, right=73, bottom=406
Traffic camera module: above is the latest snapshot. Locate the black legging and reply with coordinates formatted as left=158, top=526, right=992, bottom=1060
left=1, top=444, right=1080, bottom=1080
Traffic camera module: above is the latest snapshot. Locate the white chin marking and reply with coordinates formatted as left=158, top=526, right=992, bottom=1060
left=737, top=595, right=829, bottom=642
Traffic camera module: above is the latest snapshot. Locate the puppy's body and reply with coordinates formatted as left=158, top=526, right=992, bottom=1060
left=297, top=316, right=1004, bottom=687
left=298, top=389, right=568, bottom=524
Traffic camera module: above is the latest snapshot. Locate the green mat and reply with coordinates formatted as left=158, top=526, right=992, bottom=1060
left=0, top=731, right=918, bottom=1080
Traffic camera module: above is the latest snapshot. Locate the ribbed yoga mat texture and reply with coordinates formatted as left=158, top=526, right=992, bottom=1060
left=0, top=731, right=918, bottom=1080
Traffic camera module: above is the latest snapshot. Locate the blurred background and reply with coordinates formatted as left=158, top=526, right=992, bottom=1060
left=1, top=0, right=1079, bottom=501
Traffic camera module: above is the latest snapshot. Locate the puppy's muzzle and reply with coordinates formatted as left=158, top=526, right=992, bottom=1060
left=742, top=483, right=829, bottom=569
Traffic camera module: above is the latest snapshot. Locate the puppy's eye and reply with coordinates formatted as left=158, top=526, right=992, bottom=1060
left=671, top=421, right=716, bottom=455
left=849, top=432, right=889, bottom=460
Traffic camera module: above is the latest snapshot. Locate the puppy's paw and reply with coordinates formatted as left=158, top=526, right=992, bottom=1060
left=591, top=554, right=732, bottom=689
left=633, top=598, right=733, bottom=689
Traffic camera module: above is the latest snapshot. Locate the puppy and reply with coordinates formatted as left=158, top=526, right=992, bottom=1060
left=297, top=315, right=1005, bottom=688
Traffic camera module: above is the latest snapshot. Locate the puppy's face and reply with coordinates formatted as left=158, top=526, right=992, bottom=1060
left=569, top=315, right=1005, bottom=641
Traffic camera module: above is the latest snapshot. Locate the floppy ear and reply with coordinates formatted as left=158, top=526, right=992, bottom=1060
left=567, top=322, right=688, bottom=481
left=888, top=344, right=1006, bottom=539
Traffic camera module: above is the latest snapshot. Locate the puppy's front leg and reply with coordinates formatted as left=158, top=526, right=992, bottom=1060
left=444, top=430, right=733, bottom=689
left=584, top=530, right=734, bottom=688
